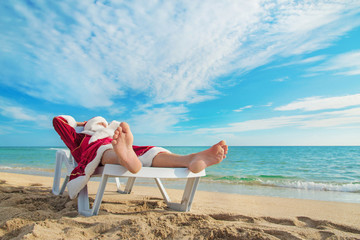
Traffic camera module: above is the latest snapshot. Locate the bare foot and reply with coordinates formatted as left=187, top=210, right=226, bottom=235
left=188, top=140, right=228, bottom=173
left=111, top=122, right=142, bottom=173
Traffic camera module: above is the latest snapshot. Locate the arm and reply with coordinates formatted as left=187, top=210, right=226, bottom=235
left=76, top=121, right=87, bottom=127
left=53, top=115, right=81, bottom=151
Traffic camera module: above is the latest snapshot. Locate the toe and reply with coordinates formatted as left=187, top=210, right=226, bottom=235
left=116, top=127, right=123, bottom=134
left=120, top=122, right=131, bottom=133
left=113, top=130, right=120, bottom=139
left=222, top=143, right=228, bottom=154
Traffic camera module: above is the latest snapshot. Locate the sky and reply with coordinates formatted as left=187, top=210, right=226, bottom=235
left=1, top=0, right=360, bottom=146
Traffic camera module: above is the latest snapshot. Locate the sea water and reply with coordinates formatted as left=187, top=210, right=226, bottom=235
left=0, top=146, right=359, bottom=203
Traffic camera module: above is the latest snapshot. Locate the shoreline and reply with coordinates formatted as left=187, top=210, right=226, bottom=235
left=1, top=172, right=360, bottom=239
left=1, top=168, right=359, bottom=204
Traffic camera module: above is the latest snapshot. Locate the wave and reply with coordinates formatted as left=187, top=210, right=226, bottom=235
left=262, top=180, right=360, bottom=193
left=0, top=165, right=55, bottom=173
left=0, top=166, right=13, bottom=170
left=204, top=174, right=360, bottom=193
left=48, top=147, right=67, bottom=151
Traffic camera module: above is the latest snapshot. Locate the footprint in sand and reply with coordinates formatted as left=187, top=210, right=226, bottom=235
left=262, top=216, right=297, bottom=226
left=263, top=229, right=303, bottom=240
left=29, top=183, right=43, bottom=187
left=297, top=216, right=360, bottom=234
left=209, top=213, right=255, bottom=223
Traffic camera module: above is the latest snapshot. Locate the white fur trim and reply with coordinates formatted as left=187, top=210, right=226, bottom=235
left=59, top=115, right=77, bottom=129
left=66, top=175, right=86, bottom=200
left=138, top=147, right=171, bottom=167
left=108, top=120, right=121, bottom=130
left=67, top=143, right=113, bottom=199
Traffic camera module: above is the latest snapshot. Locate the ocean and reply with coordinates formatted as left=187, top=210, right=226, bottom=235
left=0, top=146, right=359, bottom=203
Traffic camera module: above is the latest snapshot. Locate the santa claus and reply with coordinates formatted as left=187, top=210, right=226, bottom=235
left=53, top=115, right=228, bottom=199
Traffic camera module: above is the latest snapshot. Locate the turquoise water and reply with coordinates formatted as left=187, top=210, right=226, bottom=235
left=1, top=146, right=359, bottom=203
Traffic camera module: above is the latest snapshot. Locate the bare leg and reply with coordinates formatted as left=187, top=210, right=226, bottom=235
left=101, top=122, right=142, bottom=173
left=152, top=140, right=228, bottom=173
left=101, top=121, right=228, bottom=173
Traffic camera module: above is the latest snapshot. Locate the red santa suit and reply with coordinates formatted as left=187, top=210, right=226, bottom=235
left=53, top=115, right=170, bottom=199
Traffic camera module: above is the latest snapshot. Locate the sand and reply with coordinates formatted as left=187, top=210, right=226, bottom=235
left=0, top=172, right=359, bottom=240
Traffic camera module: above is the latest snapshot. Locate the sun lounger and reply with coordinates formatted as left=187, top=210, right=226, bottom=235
left=52, top=149, right=206, bottom=216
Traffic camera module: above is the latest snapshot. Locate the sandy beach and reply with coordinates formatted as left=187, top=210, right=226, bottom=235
left=0, top=172, right=359, bottom=240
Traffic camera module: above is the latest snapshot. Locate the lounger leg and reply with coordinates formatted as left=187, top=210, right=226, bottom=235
left=52, top=151, right=69, bottom=195
left=78, top=185, right=91, bottom=216
left=59, top=175, right=69, bottom=195
left=117, top=177, right=136, bottom=194
left=181, top=177, right=200, bottom=211
left=115, top=177, right=122, bottom=192
left=91, top=175, right=109, bottom=216
left=167, top=177, right=200, bottom=212
left=154, top=178, right=171, bottom=203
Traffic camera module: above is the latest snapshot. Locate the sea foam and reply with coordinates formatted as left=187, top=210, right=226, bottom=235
left=261, top=180, right=360, bottom=193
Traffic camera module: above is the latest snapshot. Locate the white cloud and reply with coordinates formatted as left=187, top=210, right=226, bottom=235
left=263, top=102, right=273, bottom=107
left=299, top=55, right=327, bottom=64
left=196, top=107, right=360, bottom=134
left=1, top=1, right=360, bottom=108
left=0, top=97, right=50, bottom=127
left=234, top=105, right=253, bottom=112
left=107, top=106, right=127, bottom=116
left=276, top=93, right=360, bottom=111
left=266, top=55, right=327, bottom=70
left=309, top=50, right=360, bottom=76
left=1, top=106, right=36, bottom=121
left=129, top=105, right=188, bottom=134
left=272, top=76, right=288, bottom=82
left=0, top=126, right=14, bottom=135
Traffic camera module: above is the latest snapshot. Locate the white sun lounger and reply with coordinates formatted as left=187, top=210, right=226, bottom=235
left=52, top=149, right=206, bottom=216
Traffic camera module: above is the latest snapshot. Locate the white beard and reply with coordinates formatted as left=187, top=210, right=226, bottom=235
left=82, top=121, right=121, bottom=144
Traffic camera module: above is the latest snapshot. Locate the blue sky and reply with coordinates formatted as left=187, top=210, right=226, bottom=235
left=1, top=0, right=360, bottom=146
